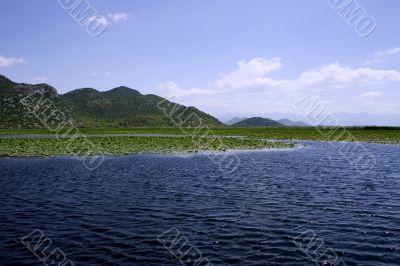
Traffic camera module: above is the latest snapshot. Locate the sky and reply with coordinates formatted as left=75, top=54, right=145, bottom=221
left=1, top=0, right=399, bottom=125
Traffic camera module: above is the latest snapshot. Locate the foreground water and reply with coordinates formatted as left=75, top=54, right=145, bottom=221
left=0, top=141, right=399, bottom=265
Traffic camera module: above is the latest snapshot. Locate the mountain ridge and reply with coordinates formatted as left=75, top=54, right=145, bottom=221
left=277, top=118, right=310, bottom=127
left=0, top=75, right=224, bottom=128
left=227, top=117, right=309, bottom=127
left=231, top=117, right=283, bottom=127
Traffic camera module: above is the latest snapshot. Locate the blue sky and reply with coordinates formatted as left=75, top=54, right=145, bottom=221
left=1, top=0, right=399, bottom=124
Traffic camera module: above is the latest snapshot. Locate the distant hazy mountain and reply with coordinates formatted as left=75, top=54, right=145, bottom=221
left=0, top=75, right=224, bottom=128
left=219, top=113, right=311, bottom=126
left=227, top=117, right=308, bottom=127
left=231, top=117, right=283, bottom=127
left=219, top=112, right=400, bottom=127
left=277, top=118, right=309, bottom=127
left=226, top=117, right=248, bottom=125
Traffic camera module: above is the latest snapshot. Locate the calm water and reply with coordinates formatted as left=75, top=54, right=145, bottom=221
left=0, top=141, right=399, bottom=265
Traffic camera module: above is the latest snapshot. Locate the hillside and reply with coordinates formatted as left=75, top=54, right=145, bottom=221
left=0, top=75, right=68, bottom=128
left=226, top=117, right=309, bottom=127
left=277, top=118, right=309, bottom=127
left=0, top=75, right=224, bottom=128
left=231, top=117, right=283, bottom=127
left=226, top=117, right=248, bottom=125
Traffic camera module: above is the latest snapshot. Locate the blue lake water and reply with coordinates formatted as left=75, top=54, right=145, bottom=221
left=0, top=141, right=399, bottom=265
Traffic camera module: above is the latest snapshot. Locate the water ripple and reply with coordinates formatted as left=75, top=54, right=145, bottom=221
left=0, top=141, right=399, bottom=265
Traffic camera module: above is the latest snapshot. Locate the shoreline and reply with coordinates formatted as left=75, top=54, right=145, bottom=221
left=1, top=132, right=399, bottom=158
left=1, top=132, right=399, bottom=145
left=0, top=145, right=301, bottom=159
left=0, top=135, right=294, bottom=158
left=1, top=127, right=399, bottom=145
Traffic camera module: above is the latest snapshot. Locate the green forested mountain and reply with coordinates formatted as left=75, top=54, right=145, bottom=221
left=0, top=75, right=223, bottom=128
left=231, top=117, right=283, bottom=127
left=0, top=75, right=65, bottom=128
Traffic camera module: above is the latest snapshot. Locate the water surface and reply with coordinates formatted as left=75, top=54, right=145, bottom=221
left=0, top=141, right=399, bottom=265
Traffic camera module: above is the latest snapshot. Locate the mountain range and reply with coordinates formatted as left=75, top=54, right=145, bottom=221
left=0, top=75, right=316, bottom=129
left=227, top=117, right=309, bottom=127
left=276, top=118, right=309, bottom=127
left=231, top=117, right=283, bottom=127
left=0, top=75, right=223, bottom=128
left=221, top=112, right=400, bottom=127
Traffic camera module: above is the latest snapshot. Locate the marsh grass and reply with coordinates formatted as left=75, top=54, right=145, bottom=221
left=0, top=127, right=399, bottom=157
left=1, top=127, right=399, bottom=144
left=0, top=136, right=293, bottom=157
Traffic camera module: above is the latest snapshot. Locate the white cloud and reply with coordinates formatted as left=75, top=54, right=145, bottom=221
left=364, top=47, right=400, bottom=66
left=295, top=62, right=400, bottom=89
left=156, top=58, right=400, bottom=115
left=357, top=91, right=382, bottom=98
left=158, top=82, right=214, bottom=99
left=108, top=12, right=129, bottom=22
left=88, top=16, right=110, bottom=27
left=216, top=59, right=400, bottom=92
left=88, top=12, right=129, bottom=27
left=33, top=76, right=48, bottom=83
left=82, top=71, right=111, bottom=77
left=0, top=55, right=26, bottom=67
left=377, top=47, right=400, bottom=56
left=96, top=16, right=109, bottom=26
left=215, top=57, right=287, bottom=90
left=158, top=81, right=179, bottom=96
left=363, top=58, right=381, bottom=66
left=350, top=91, right=398, bottom=114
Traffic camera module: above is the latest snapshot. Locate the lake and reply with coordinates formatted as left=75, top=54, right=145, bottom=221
left=0, top=141, right=399, bottom=265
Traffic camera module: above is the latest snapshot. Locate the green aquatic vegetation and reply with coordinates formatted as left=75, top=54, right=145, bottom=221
left=0, top=136, right=293, bottom=157
left=1, top=127, right=399, bottom=144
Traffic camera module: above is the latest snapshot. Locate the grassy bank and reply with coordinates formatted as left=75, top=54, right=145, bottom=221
left=0, top=136, right=293, bottom=157
left=213, top=127, right=400, bottom=144
left=1, top=127, right=399, bottom=144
